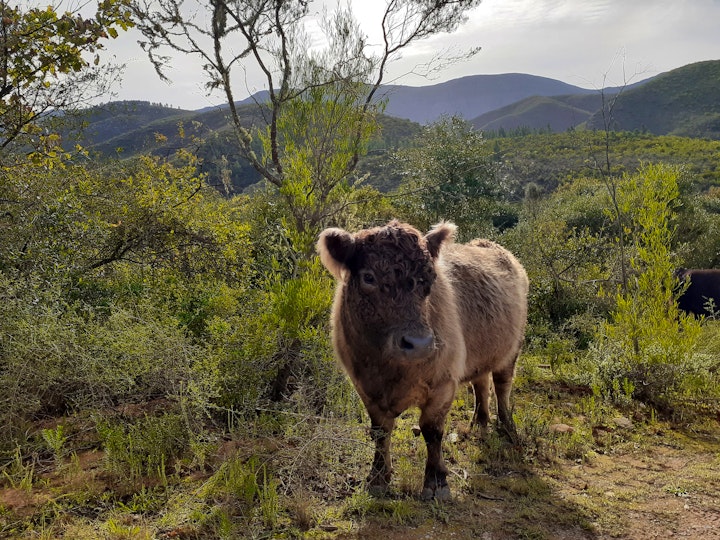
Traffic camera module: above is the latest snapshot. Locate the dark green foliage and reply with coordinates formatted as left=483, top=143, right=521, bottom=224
left=500, top=176, right=614, bottom=355
left=393, top=116, right=516, bottom=240
left=211, top=263, right=341, bottom=415
left=674, top=186, right=720, bottom=268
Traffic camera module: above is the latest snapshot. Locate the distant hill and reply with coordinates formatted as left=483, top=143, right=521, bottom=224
left=64, top=100, right=421, bottom=193
left=585, top=60, right=720, bottom=138
left=373, top=74, right=603, bottom=124
left=65, top=101, right=192, bottom=144
left=470, top=94, right=605, bottom=133
left=230, top=73, right=607, bottom=125
left=70, top=101, right=256, bottom=156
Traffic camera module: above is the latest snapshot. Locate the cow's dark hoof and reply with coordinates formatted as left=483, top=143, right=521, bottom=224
left=420, top=485, right=452, bottom=501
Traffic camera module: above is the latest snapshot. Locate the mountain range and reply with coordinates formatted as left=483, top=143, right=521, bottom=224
left=66, top=59, right=720, bottom=189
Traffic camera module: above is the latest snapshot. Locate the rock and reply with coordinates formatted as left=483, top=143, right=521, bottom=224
left=613, top=416, right=634, bottom=429
left=549, top=423, right=575, bottom=434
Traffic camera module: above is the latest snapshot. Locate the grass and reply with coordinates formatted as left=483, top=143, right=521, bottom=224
left=1, top=355, right=719, bottom=539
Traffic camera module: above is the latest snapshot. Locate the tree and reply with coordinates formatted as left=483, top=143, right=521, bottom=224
left=393, top=116, right=506, bottom=239
left=0, top=0, right=134, bottom=158
left=588, top=58, right=649, bottom=294
left=593, top=164, right=702, bottom=410
left=131, top=0, right=481, bottom=254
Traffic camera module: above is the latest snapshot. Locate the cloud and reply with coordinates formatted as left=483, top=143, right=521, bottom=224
left=96, top=0, right=720, bottom=109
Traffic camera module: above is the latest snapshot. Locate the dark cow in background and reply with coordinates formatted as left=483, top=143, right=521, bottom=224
left=675, top=268, right=720, bottom=317
left=317, top=220, right=528, bottom=500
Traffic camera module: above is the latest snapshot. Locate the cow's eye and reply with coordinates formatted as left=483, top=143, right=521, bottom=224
left=360, top=271, right=377, bottom=289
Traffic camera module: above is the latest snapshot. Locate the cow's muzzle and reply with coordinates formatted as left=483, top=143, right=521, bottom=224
left=396, top=332, right=435, bottom=359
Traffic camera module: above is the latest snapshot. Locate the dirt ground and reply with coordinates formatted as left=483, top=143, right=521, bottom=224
left=1, top=395, right=719, bottom=539
left=338, top=427, right=720, bottom=540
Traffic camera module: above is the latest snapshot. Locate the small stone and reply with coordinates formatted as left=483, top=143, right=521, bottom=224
left=613, top=416, right=634, bottom=429
left=549, top=423, right=575, bottom=434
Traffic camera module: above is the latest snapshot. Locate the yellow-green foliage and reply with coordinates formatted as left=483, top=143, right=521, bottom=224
left=261, top=80, right=382, bottom=256
left=591, top=164, right=704, bottom=409
left=0, top=0, right=134, bottom=157
left=213, top=261, right=340, bottom=414
left=487, top=131, right=720, bottom=191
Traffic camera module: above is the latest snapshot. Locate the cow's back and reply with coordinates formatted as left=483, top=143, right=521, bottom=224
left=440, top=239, right=528, bottom=379
left=677, top=269, right=720, bottom=316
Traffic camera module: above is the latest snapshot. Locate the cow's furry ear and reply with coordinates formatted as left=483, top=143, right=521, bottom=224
left=425, top=221, right=457, bottom=259
left=317, top=227, right=355, bottom=279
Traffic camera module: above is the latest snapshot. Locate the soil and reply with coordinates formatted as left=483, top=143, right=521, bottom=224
left=339, top=428, right=720, bottom=539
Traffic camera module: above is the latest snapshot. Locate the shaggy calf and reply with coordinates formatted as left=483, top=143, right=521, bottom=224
left=317, top=220, right=528, bottom=500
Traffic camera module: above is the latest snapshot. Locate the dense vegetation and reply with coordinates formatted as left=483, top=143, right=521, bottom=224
left=3, top=116, right=720, bottom=536
left=2, top=2, right=720, bottom=537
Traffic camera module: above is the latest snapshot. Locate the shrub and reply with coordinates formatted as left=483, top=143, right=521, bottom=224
left=590, top=164, right=702, bottom=411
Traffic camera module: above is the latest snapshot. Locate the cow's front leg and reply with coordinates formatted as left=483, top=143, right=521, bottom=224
left=419, top=387, right=455, bottom=501
left=366, top=408, right=395, bottom=497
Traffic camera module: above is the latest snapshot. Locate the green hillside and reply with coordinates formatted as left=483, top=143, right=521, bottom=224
left=471, top=94, right=603, bottom=132
left=586, top=59, right=720, bottom=138
left=70, top=102, right=259, bottom=156
left=486, top=131, right=720, bottom=192
left=62, top=60, right=720, bottom=192
left=67, top=101, right=422, bottom=193
left=72, top=101, right=192, bottom=140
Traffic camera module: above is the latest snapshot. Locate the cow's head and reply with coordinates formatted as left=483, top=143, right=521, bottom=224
left=318, top=220, right=456, bottom=360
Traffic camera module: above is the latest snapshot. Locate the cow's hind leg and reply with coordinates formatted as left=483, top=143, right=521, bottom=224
left=366, top=408, right=395, bottom=497
left=419, top=385, right=455, bottom=501
left=470, top=372, right=491, bottom=433
left=493, top=362, right=518, bottom=442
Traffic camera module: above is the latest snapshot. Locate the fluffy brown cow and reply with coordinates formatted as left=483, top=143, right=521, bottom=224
left=317, top=220, right=528, bottom=500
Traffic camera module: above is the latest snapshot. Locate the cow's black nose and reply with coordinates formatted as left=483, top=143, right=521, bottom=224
left=399, top=334, right=434, bottom=354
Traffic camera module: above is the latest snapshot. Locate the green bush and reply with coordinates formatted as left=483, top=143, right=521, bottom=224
left=0, top=272, right=221, bottom=457
left=590, top=164, right=703, bottom=411
left=212, top=261, right=348, bottom=417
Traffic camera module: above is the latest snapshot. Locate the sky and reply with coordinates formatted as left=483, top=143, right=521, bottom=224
left=98, top=0, right=720, bottom=110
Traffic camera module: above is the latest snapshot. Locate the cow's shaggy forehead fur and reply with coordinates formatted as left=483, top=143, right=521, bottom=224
left=353, top=221, right=436, bottom=290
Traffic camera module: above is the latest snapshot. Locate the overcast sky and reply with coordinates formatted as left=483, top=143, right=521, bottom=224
left=99, top=0, right=720, bottom=110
